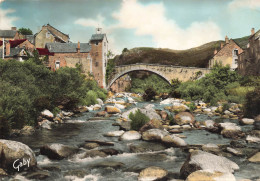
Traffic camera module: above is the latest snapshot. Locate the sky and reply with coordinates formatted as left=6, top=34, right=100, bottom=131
left=0, top=0, right=260, bottom=54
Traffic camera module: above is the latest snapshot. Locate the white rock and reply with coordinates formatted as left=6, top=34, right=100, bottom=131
left=246, top=135, right=260, bottom=143
left=203, top=108, right=212, bottom=113
left=241, top=118, right=255, bottom=125
left=204, top=120, right=215, bottom=128
left=114, top=103, right=126, bottom=110
left=219, top=122, right=241, bottom=131
left=182, top=125, right=191, bottom=129
left=142, top=129, right=169, bottom=141
left=104, top=130, right=125, bottom=137
left=41, top=109, right=54, bottom=118
left=162, top=134, right=187, bottom=146
left=211, top=107, right=218, bottom=112
left=224, top=110, right=231, bottom=115
left=96, top=98, right=103, bottom=105
left=120, top=131, right=141, bottom=141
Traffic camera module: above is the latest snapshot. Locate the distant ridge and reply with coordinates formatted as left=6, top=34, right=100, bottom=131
left=114, top=36, right=249, bottom=68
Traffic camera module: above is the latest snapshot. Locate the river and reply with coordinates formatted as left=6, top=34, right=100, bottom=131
left=4, top=99, right=260, bottom=181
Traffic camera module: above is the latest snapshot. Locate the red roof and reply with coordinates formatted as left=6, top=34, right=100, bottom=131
left=9, top=39, right=27, bottom=48
left=37, top=48, right=54, bottom=56
left=0, top=40, right=2, bottom=47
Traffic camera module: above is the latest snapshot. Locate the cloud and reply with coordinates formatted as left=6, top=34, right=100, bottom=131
left=0, top=1, right=17, bottom=29
left=229, top=0, right=260, bottom=10
left=112, top=0, right=221, bottom=50
left=75, top=0, right=221, bottom=52
left=75, top=14, right=105, bottom=28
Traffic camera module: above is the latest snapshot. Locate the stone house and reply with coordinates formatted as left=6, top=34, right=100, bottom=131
left=42, top=28, right=109, bottom=88
left=208, top=36, right=244, bottom=70
left=238, top=28, right=260, bottom=76
left=35, top=24, right=70, bottom=48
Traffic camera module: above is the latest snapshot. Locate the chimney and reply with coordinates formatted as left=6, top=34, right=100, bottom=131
left=214, top=49, right=217, bottom=55
left=251, top=28, right=255, bottom=35
left=6, top=42, right=10, bottom=56
left=77, top=41, right=80, bottom=53
left=220, top=42, right=224, bottom=48
left=11, top=27, right=17, bottom=31
left=225, top=35, right=229, bottom=44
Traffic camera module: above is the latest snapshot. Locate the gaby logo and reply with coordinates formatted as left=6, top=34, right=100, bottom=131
left=13, top=158, right=30, bottom=171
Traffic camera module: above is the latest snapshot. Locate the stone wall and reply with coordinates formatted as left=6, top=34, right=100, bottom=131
left=35, top=26, right=56, bottom=48
left=48, top=52, right=91, bottom=75
left=238, top=33, right=260, bottom=76
left=110, top=74, right=131, bottom=92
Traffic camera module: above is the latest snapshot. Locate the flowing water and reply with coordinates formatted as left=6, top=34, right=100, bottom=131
left=4, top=101, right=260, bottom=181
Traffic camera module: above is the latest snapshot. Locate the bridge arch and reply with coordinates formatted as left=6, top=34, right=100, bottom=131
left=107, top=68, right=172, bottom=90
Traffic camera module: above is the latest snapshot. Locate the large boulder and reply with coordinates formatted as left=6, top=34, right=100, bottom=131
left=219, top=122, right=243, bottom=138
left=203, top=120, right=215, bottom=128
left=96, top=98, right=103, bottom=105
left=246, top=135, right=260, bottom=143
left=186, top=170, right=236, bottom=181
left=180, top=150, right=239, bottom=179
left=142, top=129, right=168, bottom=141
left=138, top=166, right=168, bottom=181
left=105, top=106, right=121, bottom=114
left=240, top=118, right=255, bottom=125
left=40, top=143, right=79, bottom=160
left=162, top=134, right=187, bottom=147
left=174, top=112, right=195, bottom=125
left=0, top=139, right=37, bottom=172
left=121, top=107, right=161, bottom=121
left=120, top=131, right=141, bottom=141
left=41, top=109, right=54, bottom=120
left=139, top=119, right=163, bottom=133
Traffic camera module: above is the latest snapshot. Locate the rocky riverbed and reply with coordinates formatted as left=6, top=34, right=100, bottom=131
left=0, top=92, right=259, bottom=181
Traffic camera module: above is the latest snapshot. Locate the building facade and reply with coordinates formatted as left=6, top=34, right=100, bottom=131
left=43, top=28, right=109, bottom=88
left=208, top=36, right=244, bottom=70
left=238, top=28, right=260, bottom=76
left=35, top=24, right=70, bottom=48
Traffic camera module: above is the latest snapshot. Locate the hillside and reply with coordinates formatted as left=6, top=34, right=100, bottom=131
left=114, top=36, right=249, bottom=68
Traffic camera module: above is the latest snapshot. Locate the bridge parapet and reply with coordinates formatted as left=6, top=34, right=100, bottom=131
left=107, top=63, right=211, bottom=90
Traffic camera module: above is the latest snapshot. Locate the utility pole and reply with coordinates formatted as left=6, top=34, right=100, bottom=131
left=2, top=38, right=4, bottom=59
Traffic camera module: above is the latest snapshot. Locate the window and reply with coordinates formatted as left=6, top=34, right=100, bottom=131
left=95, top=42, right=98, bottom=46
left=104, top=42, right=106, bottom=46
left=95, top=62, right=99, bottom=67
left=46, top=32, right=51, bottom=38
left=234, top=49, right=238, bottom=56
left=235, top=59, right=238, bottom=64
left=55, top=61, right=60, bottom=69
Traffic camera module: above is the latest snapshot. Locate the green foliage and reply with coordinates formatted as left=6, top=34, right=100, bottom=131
left=83, top=90, right=98, bottom=106
left=176, top=65, right=242, bottom=105
left=0, top=58, right=106, bottom=132
left=186, top=102, right=196, bottom=111
left=52, top=107, right=61, bottom=117
left=244, top=86, right=260, bottom=118
left=130, top=74, right=173, bottom=94
left=122, top=48, right=129, bottom=53
left=105, top=59, right=115, bottom=84
left=18, top=27, right=33, bottom=35
left=129, top=109, right=150, bottom=131
left=222, top=103, right=230, bottom=112
left=0, top=116, right=11, bottom=138
left=143, top=87, right=157, bottom=101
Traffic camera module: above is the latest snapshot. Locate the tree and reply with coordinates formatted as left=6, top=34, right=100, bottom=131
left=18, top=28, right=33, bottom=35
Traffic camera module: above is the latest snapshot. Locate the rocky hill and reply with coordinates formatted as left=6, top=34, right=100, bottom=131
left=114, top=36, right=249, bottom=68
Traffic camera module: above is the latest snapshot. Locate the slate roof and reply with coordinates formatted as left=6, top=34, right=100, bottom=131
left=46, top=43, right=91, bottom=53
left=0, top=30, right=17, bottom=38
left=0, top=48, right=26, bottom=57
left=90, top=34, right=106, bottom=41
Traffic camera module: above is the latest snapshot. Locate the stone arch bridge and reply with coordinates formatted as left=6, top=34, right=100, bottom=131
left=106, top=63, right=211, bottom=90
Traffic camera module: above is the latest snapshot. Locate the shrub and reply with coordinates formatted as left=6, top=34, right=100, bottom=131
left=129, top=109, right=150, bottom=131
left=186, top=102, right=196, bottom=111
left=52, top=107, right=61, bottom=117
left=244, top=87, right=260, bottom=118
left=84, top=90, right=98, bottom=106
left=143, top=87, right=157, bottom=101
left=0, top=116, right=11, bottom=138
